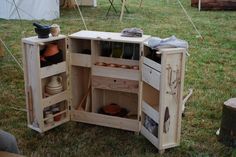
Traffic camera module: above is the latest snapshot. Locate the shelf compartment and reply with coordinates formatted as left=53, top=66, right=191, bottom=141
left=92, top=89, right=138, bottom=116
left=142, top=82, right=160, bottom=111
left=92, top=65, right=140, bottom=81
left=92, top=76, right=139, bottom=94
left=71, top=53, right=91, bottom=67
left=72, top=110, right=139, bottom=132
left=142, top=101, right=159, bottom=124
left=42, top=91, right=68, bottom=108
left=142, top=64, right=161, bottom=90
left=40, top=61, right=67, bottom=79
left=43, top=112, right=69, bottom=132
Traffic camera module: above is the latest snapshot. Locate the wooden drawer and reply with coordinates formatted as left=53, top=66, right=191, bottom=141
left=142, top=64, right=161, bottom=90
left=92, top=76, right=139, bottom=94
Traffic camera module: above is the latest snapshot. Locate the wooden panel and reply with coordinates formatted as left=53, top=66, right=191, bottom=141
left=142, top=57, right=161, bottom=72
left=142, top=64, right=161, bottom=90
left=40, top=62, right=66, bottom=78
left=69, top=31, right=150, bottom=43
left=142, top=101, right=159, bottom=124
left=141, top=126, right=159, bottom=148
left=92, top=76, right=139, bottom=94
left=24, top=43, right=43, bottom=130
left=92, top=65, right=140, bottom=81
left=158, top=50, right=185, bottom=149
left=22, top=35, right=67, bottom=45
left=69, top=38, right=91, bottom=53
left=72, top=111, right=139, bottom=132
left=71, top=53, right=91, bottom=67
left=42, top=91, right=69, bottom=108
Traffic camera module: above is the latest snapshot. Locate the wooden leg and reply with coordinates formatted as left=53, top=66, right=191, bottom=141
left=159, top=149, right=165, bottom=154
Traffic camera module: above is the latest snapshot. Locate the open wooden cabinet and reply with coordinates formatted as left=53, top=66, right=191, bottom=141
left=22, top=30, right=186, bottom=153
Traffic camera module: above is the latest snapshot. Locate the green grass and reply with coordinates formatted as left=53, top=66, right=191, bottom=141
left=0, top=0, right=236, bottom=156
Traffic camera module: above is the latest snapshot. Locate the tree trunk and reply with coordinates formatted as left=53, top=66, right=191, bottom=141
left=218, top=98, right=236, bottom=148
left=61, top=0, right=77, bottom=8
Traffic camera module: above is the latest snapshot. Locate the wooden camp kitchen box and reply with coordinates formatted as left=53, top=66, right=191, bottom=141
left=22, top=30, right=186, bottom=153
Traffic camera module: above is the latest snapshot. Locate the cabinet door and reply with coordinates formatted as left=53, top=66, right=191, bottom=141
left=140, top=48, right=185, bottom=151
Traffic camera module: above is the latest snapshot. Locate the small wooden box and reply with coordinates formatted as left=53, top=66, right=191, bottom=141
left=22, top=31, right=186, bottom=153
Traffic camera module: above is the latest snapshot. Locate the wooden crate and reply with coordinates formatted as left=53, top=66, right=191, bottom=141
left=22, top=31, right=186, bottom=153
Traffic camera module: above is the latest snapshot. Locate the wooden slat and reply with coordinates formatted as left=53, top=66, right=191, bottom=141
left=142, top=57, right=161, bottom=72
left=71, top=53, right=91, bottom=67
left=96, top=56, right=139, bottom=66
left=141, top=126, right=159, bottom=148
left=142, top=101, right=159, bottom=124
left=42, top=91, right=68, bottom=108
left=22, top=35, right=67, bottom=45
left=92, top=65, right=140, bottom=81
left=40, top=61, right=66, bottom=78
left=43, top=115, right=70, bottom=132
left=72, top=111, right=139, bottom=132
left=92, top=76, right=139, bottom=94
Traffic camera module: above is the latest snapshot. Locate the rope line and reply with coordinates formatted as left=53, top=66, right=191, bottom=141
left=74, top=0, right=88, bottom=30
left=177, top=0, right=203, bottom=39
left=0, top=38, right=23, bottom=72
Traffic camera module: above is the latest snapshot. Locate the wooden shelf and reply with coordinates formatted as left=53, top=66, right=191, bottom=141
left=92, top=65, right=140, bottom=81
left=92, top=76, right=139, bottom=94
left=72, top=110, right=139, bottom=132
left=142, top=101, right=159, bottom=124
left=40, top=62, right=67, bottom=79
left=42, top=91, right=68, bottom=108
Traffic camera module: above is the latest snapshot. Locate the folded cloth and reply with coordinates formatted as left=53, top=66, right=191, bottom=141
left=146, top=36, right=189, bottom=50
left=121, top=28, right=143, bottom=37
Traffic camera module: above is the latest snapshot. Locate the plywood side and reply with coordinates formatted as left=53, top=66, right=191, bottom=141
left=24, top=43, right=43, bottom=129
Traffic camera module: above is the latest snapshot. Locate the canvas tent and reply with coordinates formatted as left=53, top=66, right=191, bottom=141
left=0, top=0, right=60, bottom=20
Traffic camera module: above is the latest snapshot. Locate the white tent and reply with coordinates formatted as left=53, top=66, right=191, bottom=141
left=0, top=0, right=60, bottom=20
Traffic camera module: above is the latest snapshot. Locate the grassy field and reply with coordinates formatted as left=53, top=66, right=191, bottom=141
left=0, top=0, right=236, bottom=156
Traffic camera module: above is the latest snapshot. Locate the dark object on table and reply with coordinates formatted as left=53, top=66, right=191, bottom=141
left=146, top=48, right=161, bottom=64
left=44, top=50, right=63, bottom=64
left=218, top=98, right=236, bottom=148
left=40, top=44, right=63, bottom=67
left=33, top=23, right=51, bottom=38
left=81, top=49, right=91, bottom=55
left=122, top=43, right=134, bottom=59
left=101, top=41, right=112, bottom=57
left=99, top=103, right=129, bottom=117
left=121, top=28, right=143, bottom=37
left=133, top=44, right=140, bottom=60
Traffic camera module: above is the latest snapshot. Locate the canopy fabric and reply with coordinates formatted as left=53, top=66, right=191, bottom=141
left=0, top=0, right=60, bottom=20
